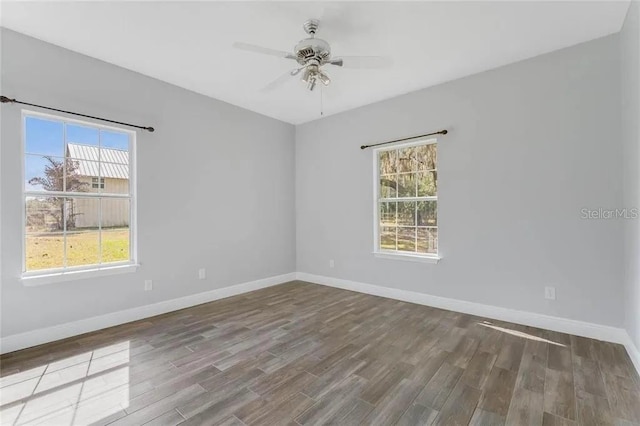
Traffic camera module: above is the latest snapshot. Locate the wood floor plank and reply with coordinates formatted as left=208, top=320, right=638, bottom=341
left=575, top=390, right=613, bottom=426
left=494, top=336, right=526, bottom=373
left=602, top=372, right=640, bottom=423
left=361, top=378, right=424, bottom=426
left=461, top=350, right=497, bottom=389
left=178, top=387, right=260, bottom=426
left=294, top=374, right=368, bottom=425
left=544, top=369, right=577, bottom=421
left=469, top=408, right=505, bottom=426
left=432, top=381, right=482, bottom=425
left=396, top=403, right=439, bottom=426
left=110, top=383, right=206, bottom=426
left=542, top=411, right=578, bottom=425
left=572, top=355, right=607, bottom=398
left=414, top=361, right=464, bottom=410
left=0, top=281, right=637, bottom=426
left=505, top=387, right=545, bottom=426
left=477, top=366, right=517, bottom=417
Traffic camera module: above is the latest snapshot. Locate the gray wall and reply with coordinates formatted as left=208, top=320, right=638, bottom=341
left=622, top=1, right=640, bottom=348
left=0, top=29, right=296, bottom=337
left=296, top=35, right=624, bottom=327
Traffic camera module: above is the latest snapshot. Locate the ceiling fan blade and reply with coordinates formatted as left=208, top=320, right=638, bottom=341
left=261, top=70, right=298, bottom=92
left=290, top=66, right=304, bottom=76
left=328, top=56, right=392, bottom=69
left=233, top=42, right=296, bottom=60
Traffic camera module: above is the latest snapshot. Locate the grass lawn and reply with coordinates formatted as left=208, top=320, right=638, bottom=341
left=26, top=228, right=129, bottom=271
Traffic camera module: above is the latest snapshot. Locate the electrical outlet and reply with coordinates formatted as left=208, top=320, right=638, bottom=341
left=198, top=268, right=206, bottom=280
left=144, top=280, right=153, bottom=291
left=329, top=259, right=335, bottom=268
left=544, top=286, right=556, bottom=300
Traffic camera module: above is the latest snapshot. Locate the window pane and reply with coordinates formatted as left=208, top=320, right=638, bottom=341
left=25, top=196, right=65, bottom=271
left=379, top=202, right=397, bottom=227
left=101, top=129, right=130, bottom=150
left=380, top=227, right=396, bottom=251
left=380, top=175, right=397, bottom=198
left=417, top=201, right=437, bottom=226
left=25, top=116, right=64, bottom=157
left=66, top=197, right=100, bottom=266
left=26, top=233, right=64, bottom=271
left=66, top=124, right=99, bottom=147
left=398, top=201, right=416, bottom=226
left=101, top=228, right=130, bottom=264
left=99, top=137, right=130, bottom=195
left=398, top=173, right=416, bottom=197
left=101, top=172, right=130, bottom=195
left=101, top=198, right=130, bottom=263
left=379, top=150, right=397, bottom=175
left=65, top=158, right=93, bottom=193
left=417, top=171, right=437, bottom=197
left=26, top=196, right=64, bottom=233
left=25, top=155, right=64, bottom=192
left=398, top=146, right=418, bottom=172
left=418, top=228, right=438, bottom=254
left=68, top=197, right=100, bottom=230
left=415, top=143, right=437, bottom=171
left=397, top=227, right=416, bottom=252
left=101, top=198, right=130, bottom=229
left=66, top=230, right=100, bottom=267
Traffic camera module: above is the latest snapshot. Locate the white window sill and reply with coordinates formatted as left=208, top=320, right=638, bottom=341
left=21, top=264, right=139, bottom=286
left=373, top=252, right=441, bottom=264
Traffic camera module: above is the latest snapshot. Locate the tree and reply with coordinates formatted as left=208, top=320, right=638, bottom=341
left=28, top=156, right=88, bottom=230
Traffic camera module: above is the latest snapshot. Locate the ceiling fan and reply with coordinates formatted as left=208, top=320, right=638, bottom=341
left=233, top=19, right=391, bottom=92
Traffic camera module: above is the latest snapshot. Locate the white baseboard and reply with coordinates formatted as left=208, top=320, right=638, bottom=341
left=3, top=270, right=639, bottom=378
left=0, top=272, right=296, bottom=354
left=295, top=272, right=630, bottom=345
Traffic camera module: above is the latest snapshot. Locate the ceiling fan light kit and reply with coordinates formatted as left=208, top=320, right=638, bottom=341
left=233, top=18, right=391, bottom=92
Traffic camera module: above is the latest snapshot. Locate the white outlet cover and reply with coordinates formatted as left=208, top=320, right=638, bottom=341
left=198, top=269, right=206, bottom=280
left=329, top=260, right=335, bottom=268
left=544, top=286, right=556, bottom=300
left=144, top=280, right=153, bottom=291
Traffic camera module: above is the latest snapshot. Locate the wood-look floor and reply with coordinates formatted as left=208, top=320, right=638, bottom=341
left=1, top=281, right=639, bottom=426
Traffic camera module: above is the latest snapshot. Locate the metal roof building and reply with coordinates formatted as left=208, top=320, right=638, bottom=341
left=66, top=143, right=129, bottom=179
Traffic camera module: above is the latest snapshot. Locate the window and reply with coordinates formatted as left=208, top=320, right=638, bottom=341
left=374, top=139, right=438, bottom=259
left=92, top=177, right=105, bottom=189
left=23, top=112, right=136, bottom=276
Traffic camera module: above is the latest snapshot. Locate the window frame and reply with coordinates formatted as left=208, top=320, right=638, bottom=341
left=372, top=137, right=440, bottom=263
left=21, top=110, right=138, bottom=282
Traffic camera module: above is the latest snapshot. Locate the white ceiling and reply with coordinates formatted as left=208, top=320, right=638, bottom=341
left=1, top=1, right=630, bottom=124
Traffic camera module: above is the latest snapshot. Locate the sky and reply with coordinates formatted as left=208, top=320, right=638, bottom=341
left=25, top=116, right=130, bottom=192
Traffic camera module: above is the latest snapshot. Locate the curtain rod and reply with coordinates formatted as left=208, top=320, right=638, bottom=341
left=360, top=129, right=447, bottom=150
left=1, top=96, right=155, bottom=132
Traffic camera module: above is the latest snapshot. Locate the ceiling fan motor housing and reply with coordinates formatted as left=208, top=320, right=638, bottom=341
left=294, top=38, right=331, bottom=66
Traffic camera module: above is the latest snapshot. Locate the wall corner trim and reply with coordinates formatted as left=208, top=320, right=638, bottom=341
left=295, top=272, right=637, bottom=373
left=0, top=272, right=296, bottom=354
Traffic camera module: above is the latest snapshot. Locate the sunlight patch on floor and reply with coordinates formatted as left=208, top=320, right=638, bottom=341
left=478, top=321, right=566, bottom=347
left=0, top=341, right=131, bottom=425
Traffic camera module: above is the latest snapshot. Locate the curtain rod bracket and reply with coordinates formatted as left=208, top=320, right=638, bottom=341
left=1, top=95, right=155, bottom=132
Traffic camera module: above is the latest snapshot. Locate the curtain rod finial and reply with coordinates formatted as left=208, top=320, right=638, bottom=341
left=146, top=127, right=155, bottom=132
left=1, top=96, right=16, bottom=104
left=441, top=129, right=448, bottom=135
